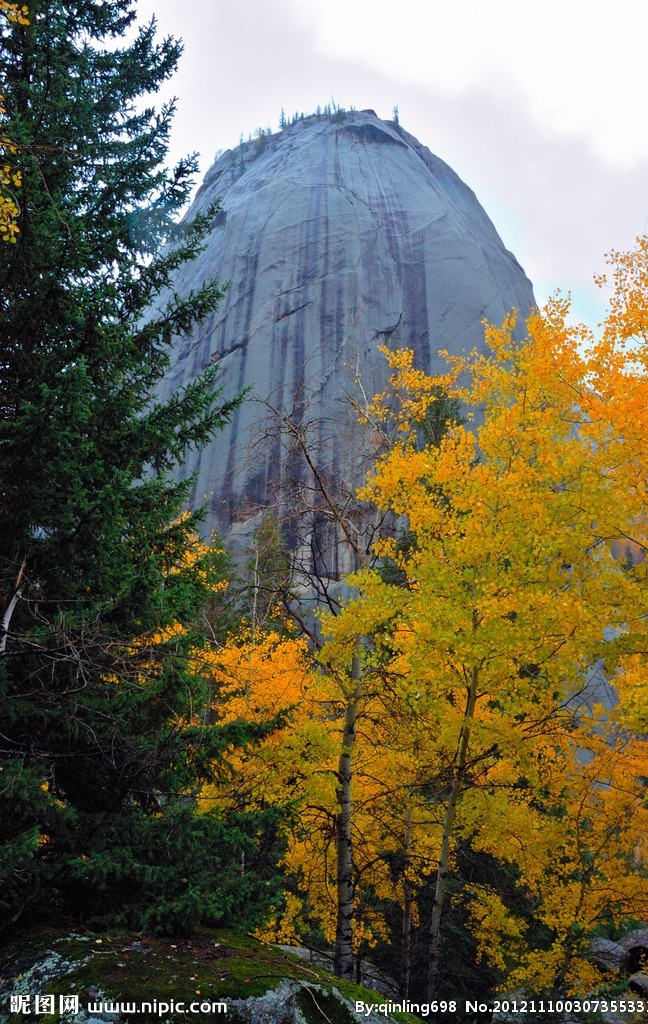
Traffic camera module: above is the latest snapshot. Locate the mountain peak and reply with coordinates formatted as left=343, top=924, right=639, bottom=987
left=157, top=111, right=535, bottom=560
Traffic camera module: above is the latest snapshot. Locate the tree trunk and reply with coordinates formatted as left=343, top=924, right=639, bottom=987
left=333, top=649, right=363, bottom=979
left=401, top=805, right=414, bottom=1000
left=427, top=663, right=479, bottom=1000
left=0, top=558, right=26, bottom=656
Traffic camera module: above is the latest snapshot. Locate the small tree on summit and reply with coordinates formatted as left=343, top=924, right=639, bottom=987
left=0, top=0, right=282, bottom=936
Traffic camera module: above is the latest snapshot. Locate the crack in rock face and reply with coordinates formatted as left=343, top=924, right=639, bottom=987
left=156, top=110, right=535, bottom=565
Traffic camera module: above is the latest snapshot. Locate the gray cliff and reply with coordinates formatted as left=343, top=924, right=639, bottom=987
left=155, top=110, right=535, bottom=560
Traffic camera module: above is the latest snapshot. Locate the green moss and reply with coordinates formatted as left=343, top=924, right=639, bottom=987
left=53, top=933, right=300, bottom=1004
left=1, top=929, right=424, bottom=1024
left=296, top=986, right=356, bottom=1023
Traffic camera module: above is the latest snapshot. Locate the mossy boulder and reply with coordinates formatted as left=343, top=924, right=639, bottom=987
left=0, top=930, right=420, bottom=1024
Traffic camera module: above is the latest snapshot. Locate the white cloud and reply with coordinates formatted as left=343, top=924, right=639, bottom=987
left=284, top=0, right=648, bottom=168
left=130, top=0, right=648, bottom=331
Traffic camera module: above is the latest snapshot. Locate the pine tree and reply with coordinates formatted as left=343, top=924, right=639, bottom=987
left=0, top=1, right=282, bottom=937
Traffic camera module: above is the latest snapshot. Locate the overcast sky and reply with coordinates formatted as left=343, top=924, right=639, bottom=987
left=136, top=0, right=648, bottom=329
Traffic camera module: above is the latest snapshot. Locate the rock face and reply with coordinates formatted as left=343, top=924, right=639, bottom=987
left=588, top=936, right=630, bottom=973
left=157, top=110, right=534, bottom=555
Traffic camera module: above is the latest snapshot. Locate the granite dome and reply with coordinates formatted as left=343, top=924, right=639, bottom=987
left=155, top=110, right=535, bottom=549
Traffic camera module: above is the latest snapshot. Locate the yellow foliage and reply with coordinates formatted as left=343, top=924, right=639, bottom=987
left=0, top=2, right=28, bottom=242
left=200, top=630, right=339, bottom=810
left=0, top=1, right=28, bottom=22
left=467, top=888, right=527, bottom=972
left=307, top=247, right=648, bottom=990
left=190, top=239, right=648, bottom=993
left=255, top=891, right=308, bottom=945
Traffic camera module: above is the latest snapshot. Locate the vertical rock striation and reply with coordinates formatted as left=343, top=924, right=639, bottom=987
left=155, top=110, right=535, bottom=555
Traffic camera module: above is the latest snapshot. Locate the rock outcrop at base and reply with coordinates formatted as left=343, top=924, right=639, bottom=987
left=0, top=931, right=408, bottom=1024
